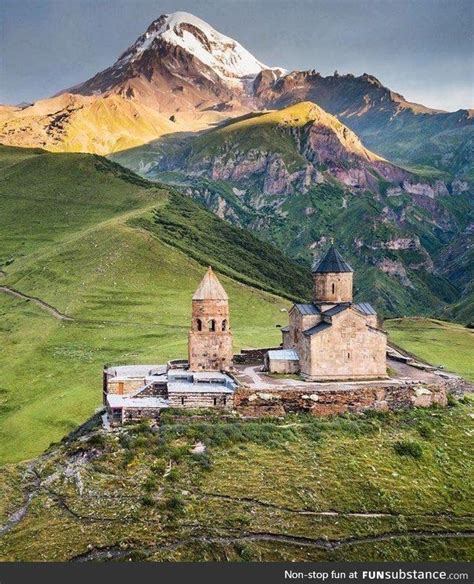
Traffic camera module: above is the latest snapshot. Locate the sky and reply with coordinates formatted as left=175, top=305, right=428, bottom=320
left=1, top=0, right=473, bottom=111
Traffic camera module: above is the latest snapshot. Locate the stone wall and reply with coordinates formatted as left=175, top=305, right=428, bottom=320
left=233, top=347, right=280, bottom=365
left=302, top=309, right=387, bottom=380
left=234, top=382, right=447, bottom=417
left=189, top=298, right=233, bottom=371
left=121, top=407, right=162, bottom=423
left=168, top=391, right=234, bottom=409
left=313, top=272, right=353, bottom=303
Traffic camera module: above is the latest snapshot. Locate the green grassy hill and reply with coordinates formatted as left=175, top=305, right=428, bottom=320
left=1, top=402, right=473, bottom=561
left=0, top=146, right=473, bottom=562
left=0, top=145, right=308, bottom=464
left=384, top=318, right=474, bottom=382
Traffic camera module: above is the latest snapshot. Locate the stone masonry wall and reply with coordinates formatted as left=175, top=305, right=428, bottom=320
left=234, top=382, right=447, bottom=417
left=313, top=272, right=353, bottom=303
left=168, top=391, right=234, bottom=409
left=302, top=309, right=387, bottom=380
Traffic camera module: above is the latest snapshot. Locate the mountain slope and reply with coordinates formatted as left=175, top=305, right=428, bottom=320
left=134, top=102, right=470, bottom=318
left=155, top=101, right=410, bottom=194
left=0, top=145, right=306, bottom=462
left=1, top=402, right=473, bottom=560
left=254, top=71, right=474, bottom=176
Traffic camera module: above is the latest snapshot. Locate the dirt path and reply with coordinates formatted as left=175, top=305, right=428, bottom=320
left=71, top=529, right=474, bottom=561
left=0, top=286, right=74, bottom=321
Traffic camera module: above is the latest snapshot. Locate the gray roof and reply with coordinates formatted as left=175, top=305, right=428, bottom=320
left=280, top=325, right=290, bottom=332
left=168, top=382, right=234, bottom=394
left=303, top=321, right=332, bottom=337
left=107, top=395, right=169, bottom=409
left=322, top=303, right=351, bottom=317
left=312, top=247, right=353, bottom=274
left=354, top=302, right=377, bottom=316
left=294, top=303, right=320, bottom=315
left=267, top=349, right=299, bottom=361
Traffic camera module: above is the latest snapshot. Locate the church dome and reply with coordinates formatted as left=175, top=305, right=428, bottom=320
left=312, top=246, right=353, bottom=274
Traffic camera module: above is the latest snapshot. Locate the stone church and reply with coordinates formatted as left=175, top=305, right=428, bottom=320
left=279, top=246, right=387, bottom=381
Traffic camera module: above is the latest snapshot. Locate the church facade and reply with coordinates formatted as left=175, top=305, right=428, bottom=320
left=280, top=247, right=387, bottom=381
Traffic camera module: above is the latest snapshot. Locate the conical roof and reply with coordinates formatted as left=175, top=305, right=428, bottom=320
left=312, top=246, right=353, bottom=273
left=192, top=267, right=228, bottom=300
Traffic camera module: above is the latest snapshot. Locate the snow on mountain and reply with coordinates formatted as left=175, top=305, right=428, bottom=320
left=117, top=11, right=269, bottom=83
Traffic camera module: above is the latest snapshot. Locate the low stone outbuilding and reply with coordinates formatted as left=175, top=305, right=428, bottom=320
left=265, top=349, right=300, bottom=374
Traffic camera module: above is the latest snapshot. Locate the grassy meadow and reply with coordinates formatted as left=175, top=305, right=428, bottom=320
left=0, top=146, right=293, bottom=464
left=0, top=145, right=472, bottom=468
left=385, top=319, right=474, bottom=382
left=1, top=403, right=472, bottom=561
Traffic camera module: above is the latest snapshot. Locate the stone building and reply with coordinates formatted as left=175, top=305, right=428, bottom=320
left=278, top=246, right=387, bottom=381
left=188, top=266, right=233, bottom=371
left=103, top=267, right=236, bottom=424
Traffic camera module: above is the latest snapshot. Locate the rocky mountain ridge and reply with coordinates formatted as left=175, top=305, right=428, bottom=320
left=0, top=11, right=472, bottom=175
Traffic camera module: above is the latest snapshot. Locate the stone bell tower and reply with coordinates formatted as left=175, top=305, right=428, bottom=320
left=312, top=246, right=353, bottom=307
left=188, top=267, right=233, bottom=372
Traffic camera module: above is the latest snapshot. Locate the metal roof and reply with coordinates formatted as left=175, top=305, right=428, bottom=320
left=303, top=321, right=332, bottom=337
left=267, top=349, right=300, bottom=361
left=294, top=303, right=320, bottom=315
left=354, top=302, right=377, bottom=316
left=322, top=303, right=351, bottom=317
left=168, top=382, right=234, bottom=394
left=312, top=247, right=353, bottom=274
left=107, top=395, right=169, bottom=409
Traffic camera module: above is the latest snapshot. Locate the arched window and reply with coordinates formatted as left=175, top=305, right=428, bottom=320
left=222, top=319, right=227, bottom=331
left=294, top=330, right=298, bottom=343
left=332, top=283, right=336, bottom=294
left=196, top=318, right=202, bottom=331
left=209, top=319, right=216, bottom=332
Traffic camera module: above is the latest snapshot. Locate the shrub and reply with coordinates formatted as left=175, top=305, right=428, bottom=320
left=141, top=495, right=155, bottom=507
left=393, top=440, right=423, bottom=459
left=87, top=433, right=106, bottom=448
left=301, top=424, right=322, bottom=442
left=163, top=494, right=185, bottom=516
left=417, top=423, right=434, bottom=440
left=192, top=452, right=212, bottom=470
left=165, top=468, right=180, bottom=482
left=122, top=449, right=135, bottom=467
left=143, top=476, right=157, bottom=493
left=447, top=394, right=458, bottom=408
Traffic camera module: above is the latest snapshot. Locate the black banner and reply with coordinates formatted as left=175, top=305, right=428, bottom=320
left=0, top=562, right=472, bottom=584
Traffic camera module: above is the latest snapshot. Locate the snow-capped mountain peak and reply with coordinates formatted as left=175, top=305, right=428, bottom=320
left=118, top=11, right=269, bottom=82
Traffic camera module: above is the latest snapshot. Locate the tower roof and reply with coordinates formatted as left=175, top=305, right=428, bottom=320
left=192, top=267, right=228, bottom=300
left=312, top=246, right=353, bottom=274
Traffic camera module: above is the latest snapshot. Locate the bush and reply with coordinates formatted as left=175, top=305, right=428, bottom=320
left=192, top=452, right=212, bottom=470
left=393, top=440, right=423, bottom=459
left=87, top=433, right=106, bottom=448
left=122, top=449, right=135, bottom=467
left=447, top=394, right=458, bottom=408
left=165, top=468, right=180, bottom=482
left=301, top=424, right=322, bottom=442
left=143, top=476, right=157, bottom=493
left=417, top=423, right=434, bottom=440
left=164, top=494, right=185, bottom=515
left=141, top=495, right=155, bottom=507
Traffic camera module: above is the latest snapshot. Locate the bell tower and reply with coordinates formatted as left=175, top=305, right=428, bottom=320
left=312, top=246, right=353, bottom=306
left=188, top=267, right=233, bottom=371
